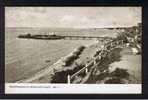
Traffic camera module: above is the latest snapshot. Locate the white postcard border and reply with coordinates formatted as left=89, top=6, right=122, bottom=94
left=5, top=83, right=142, bottom=94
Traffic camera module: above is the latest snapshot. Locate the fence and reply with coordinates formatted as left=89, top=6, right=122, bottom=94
left=67, top=39, right=125, bottom=84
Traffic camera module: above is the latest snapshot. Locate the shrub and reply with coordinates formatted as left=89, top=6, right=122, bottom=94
left=77, top=46, right=85, bottom=52
left=110, top=68, right=129, bottom=79
left=51, top=62, right=85, bottom=83
left=104, top=77, right=125, bottom=84
left=63, top=45, right=85, bottom=66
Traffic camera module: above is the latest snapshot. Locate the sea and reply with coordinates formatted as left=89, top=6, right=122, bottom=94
left=5, top=27, right=117, bottom=83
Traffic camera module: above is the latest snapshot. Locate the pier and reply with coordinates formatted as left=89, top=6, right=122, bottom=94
left=18, top=33, right=113, bottom=41
left=60, top=35, right=112, bottom=40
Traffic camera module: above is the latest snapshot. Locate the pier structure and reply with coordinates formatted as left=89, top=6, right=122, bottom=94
left=18, top=33, right=113, bottom=41
left=60, top=35, right=112, bottom=40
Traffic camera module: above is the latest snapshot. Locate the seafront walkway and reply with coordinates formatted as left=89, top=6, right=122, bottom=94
left=68, top=39, right=125, bottom=84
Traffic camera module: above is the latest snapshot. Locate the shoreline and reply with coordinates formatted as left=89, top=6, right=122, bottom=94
left=14, top=40, right=100, bottom=83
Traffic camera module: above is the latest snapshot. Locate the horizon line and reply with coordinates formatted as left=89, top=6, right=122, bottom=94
left=5, top=25, right=138, bottom=29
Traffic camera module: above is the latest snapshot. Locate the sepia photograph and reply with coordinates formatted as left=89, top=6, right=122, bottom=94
left=5, top=7, right=142, bottom=94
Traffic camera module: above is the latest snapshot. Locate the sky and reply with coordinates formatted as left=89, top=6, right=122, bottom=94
left=5, top=7, right=142, bottom=28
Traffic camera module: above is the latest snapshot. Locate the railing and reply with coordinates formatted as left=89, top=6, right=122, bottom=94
left=67, top=39, right=125, bottom=84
